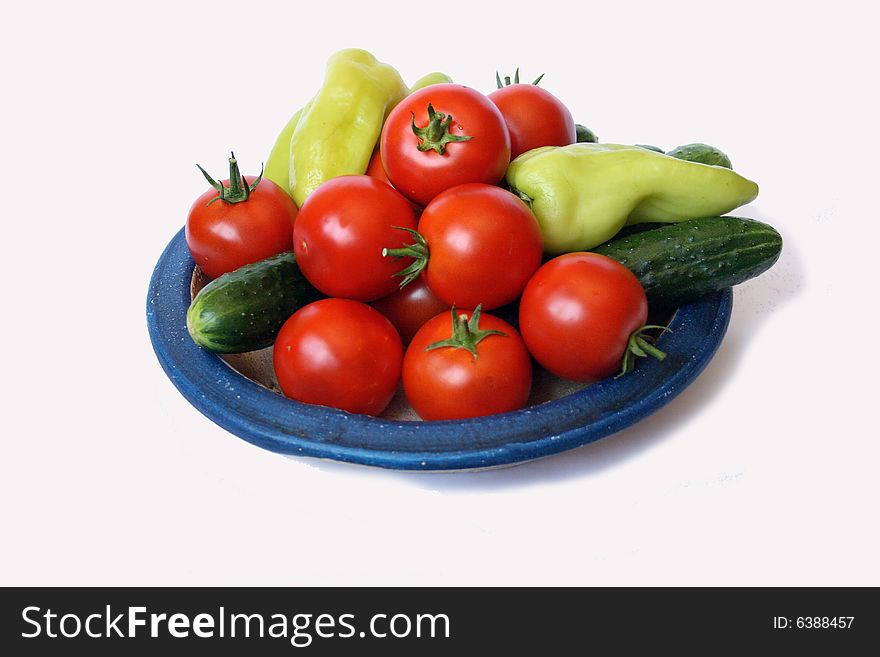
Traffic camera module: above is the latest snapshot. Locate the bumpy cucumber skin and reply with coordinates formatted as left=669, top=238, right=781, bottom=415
left=593, top=216, right=782, bottom=308
left=186, top=251, right=318, bottom=353
left=666, top=143, right=732, bottom=169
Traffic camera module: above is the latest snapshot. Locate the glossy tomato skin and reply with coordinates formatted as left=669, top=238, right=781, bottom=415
left=371, top=277, right=449, bottom=344
left=489, top=85, right=576, bottom=159
left=418, top=183, right=543, bottom=310
left=519, top=253, right=648, bottom=382
left=186, top=176, right=296, bottom=280
left=403, top=310, right=532, bottom=420
left=293, top=175, right=418, bottom=301
left=381, top=84, right=511, bottom=207
left=273, top=299, right=403, bottom=416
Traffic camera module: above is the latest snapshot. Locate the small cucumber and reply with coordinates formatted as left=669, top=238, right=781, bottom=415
left=575, top=124, right=598, bottom=143
left=593, top=216, right=782, bottom=308
left=666, top=143, right=732, bottom=169
left=186, top=251, right=318, bottom=353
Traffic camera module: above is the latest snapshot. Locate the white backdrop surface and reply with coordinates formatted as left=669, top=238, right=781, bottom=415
left=1, top=0, right=877, bottom=585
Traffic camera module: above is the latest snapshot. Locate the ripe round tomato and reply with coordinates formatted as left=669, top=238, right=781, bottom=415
left=403, top=307, right=532, bottom=420
left=293, top=175, right=418, bottom=301
left=519, top=253, right=649, bottom=382
left=273, top=299, right=403, bottom=416
left=380, top=84, right=511, bottom=207
left=186, top=158, right=296, bottom=280
left=371, top=277, right=449, bottom=344
left=398, top=183, right=543, bottom=310
left=489, top=84, right=576, bottom=159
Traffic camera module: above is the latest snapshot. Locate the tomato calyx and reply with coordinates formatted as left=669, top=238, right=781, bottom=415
left=411, top=104, right=473, bottom=155
left=197, top=152, right=264, bottom=206
left=425, top=305, right=506, bottom=360
left=495, top=68, right=545, bottom=88
left=617, top=325, right=670, bottom=378
left=383, top=226, right=429, bottom=288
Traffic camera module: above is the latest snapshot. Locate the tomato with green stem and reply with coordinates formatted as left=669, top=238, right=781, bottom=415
left=293, top=175, right=418, bottom=301
left=403, top=305, right=532, bottom=420
left=186, top=153, right=296, bottom=280
left=489, top=70, right=576, bottom=159
left=380, top=84, right=510, bottom=207
left=273, top=299, right=403, bottom=416
left=384, top=183, right=543, bottom=310
left=518, top=252, right=666, bottom=382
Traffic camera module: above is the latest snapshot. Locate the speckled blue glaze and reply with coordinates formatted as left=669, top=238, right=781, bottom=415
left=147, top=228, right=731, bottom=471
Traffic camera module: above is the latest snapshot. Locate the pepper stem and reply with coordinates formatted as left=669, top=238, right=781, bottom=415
left=425, top=305, right=506, bottom=360
left=382, top=227, right=430, bottom=288
left=617, top=325, right=670, bottom=378
left=197, top=152, right=263, bottom=206
left=411, top=104, right=473, bottom=155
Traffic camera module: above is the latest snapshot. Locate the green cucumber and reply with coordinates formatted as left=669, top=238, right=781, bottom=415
left=575, top=124, right=598, bottom=143
left=593, top=216, right=782, bottom=308
left=666, top=143, right=732, bottom=169
left=186, top=251, right=318, bottom=353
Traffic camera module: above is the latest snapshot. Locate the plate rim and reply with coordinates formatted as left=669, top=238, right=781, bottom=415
left=147, top=228, right=732, bottom=471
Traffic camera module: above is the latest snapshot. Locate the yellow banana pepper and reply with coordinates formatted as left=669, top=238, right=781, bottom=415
left=264, top=101, right=309, bottom=194
left=409, top=71, right=452, bottom=92
left=506, top=143, right=760, bottom=254
left=286, top=49, right=408, bottom=206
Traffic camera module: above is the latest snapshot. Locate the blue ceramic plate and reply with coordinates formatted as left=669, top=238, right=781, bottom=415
left=147, top=228, right=731, bottom=471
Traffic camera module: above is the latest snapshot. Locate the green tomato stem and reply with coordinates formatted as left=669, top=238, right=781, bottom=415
left=424, top=305, right=506, bottom=360
left=411, top=104, right=472, bottom=155
left=197, top=152, right=263, bottom=206
left=617, top=325, right=670, bottom=378
left=382, top=227, right=430, bottom=288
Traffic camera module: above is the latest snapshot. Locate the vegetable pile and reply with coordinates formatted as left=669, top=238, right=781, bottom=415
left=184, top=48, right=782, bottom=421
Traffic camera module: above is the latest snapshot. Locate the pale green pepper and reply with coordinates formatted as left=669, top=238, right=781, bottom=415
left=264, top=101, right=310, bottom=194
left=505, top=143, right=759, bottom=254
left=409, top=71, right=453, bottom=92
left=286, top=49, right=409, bottom=207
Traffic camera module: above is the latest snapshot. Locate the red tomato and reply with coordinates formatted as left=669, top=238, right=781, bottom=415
left=392, top=183, right=542, bottom=310
left=403, top=307, right=532, bottom=420
left=488, top=84, right=576, bottom=159
left=371, top=277, right=449, bottom=344
left=273, top=299, right=403, bottom=416
left=380, top=84, right=511, bottom=207
left=519, top=253, right=649, bottom=382
left=186, top=156, right=296, bottom=280
left=293, top=175, right=418, bottom=301
left=366, top=148, right=391, bottom=184
left=366, top=149, right=421, bottom=212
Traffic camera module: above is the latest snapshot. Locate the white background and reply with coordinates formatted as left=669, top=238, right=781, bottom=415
left=2, top=0, right=878, bottom=586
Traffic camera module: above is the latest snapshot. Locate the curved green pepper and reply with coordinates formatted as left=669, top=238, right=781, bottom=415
left=506, top=143, right=759, bottom=254
left=409, top=71, right=453, bottom=92
left=286, top=49, right=408, bottom=206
